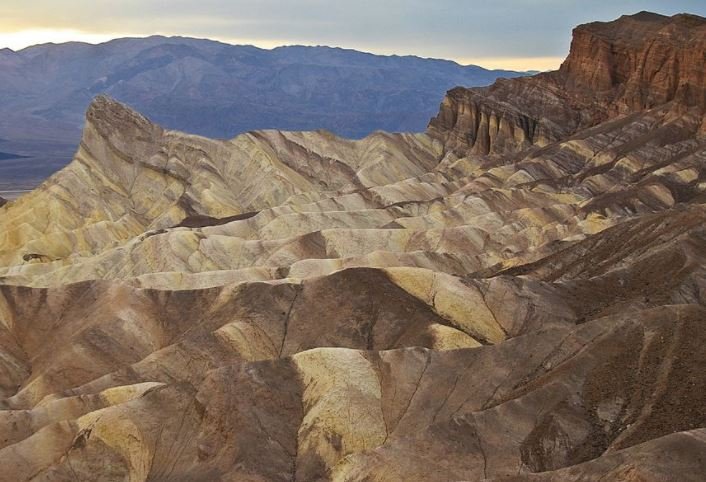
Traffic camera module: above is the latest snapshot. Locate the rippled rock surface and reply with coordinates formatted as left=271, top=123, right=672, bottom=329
left=0, top=11, right=704, bottom=482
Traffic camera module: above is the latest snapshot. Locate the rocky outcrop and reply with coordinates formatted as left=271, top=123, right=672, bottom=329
left=560, top=12, right=706, bottom=113
left=430, top=11, right=706, bottom=157
left=427, top=69, right=592, bottom=157
left=429, top=87, right=540, bottom=155
left=0, top=197, right=5, bottom=207
left=0, top=11, right=705, bottom=482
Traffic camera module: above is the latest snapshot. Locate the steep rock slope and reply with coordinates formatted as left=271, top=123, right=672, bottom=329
left=428, top=11, right=706, bottom=156
left=560, top=12, right=706, bottom=112
left=0, top=11, right=705, bottom=482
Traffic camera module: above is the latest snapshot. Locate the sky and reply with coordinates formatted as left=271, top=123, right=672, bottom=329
left=0, top=1, right=704, bottom=71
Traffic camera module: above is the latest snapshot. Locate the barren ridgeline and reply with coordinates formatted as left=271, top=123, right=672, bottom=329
left=0, top=11, right=705, bottom=481
left=0, top=40, right=526, bottom=187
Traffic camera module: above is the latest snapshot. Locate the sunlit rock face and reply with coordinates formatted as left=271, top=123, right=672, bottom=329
left=0, top=11, right=705, bottom=481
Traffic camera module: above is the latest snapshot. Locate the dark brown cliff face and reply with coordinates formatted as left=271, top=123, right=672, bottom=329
left=0, top=197, right=5, bottom=207
left=427, top=77, right=586, bottom=156
left=560, top=12, right=706, bottom=114
left=429, top=12, right=706, bottom=157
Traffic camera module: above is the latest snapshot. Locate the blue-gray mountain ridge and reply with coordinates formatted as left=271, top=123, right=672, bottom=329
left=0, top=36, right=526, bottom=185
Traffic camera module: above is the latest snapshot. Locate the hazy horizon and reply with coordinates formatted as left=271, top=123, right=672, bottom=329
left=0, top=34, right=551, bottom=72
left=1, top=1, right=704, bottom=71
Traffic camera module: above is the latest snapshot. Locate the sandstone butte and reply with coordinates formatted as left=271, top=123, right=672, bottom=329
left=0, top=11, right=705, bottom=482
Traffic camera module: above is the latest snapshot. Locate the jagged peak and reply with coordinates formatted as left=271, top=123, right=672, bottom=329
left=85, top=95, right=159, bottom=136
left=619, top=11, right=668, bottom=22
left=78, top=95, right=166, bottom=186
left=81, top=95, right=166, bottom=167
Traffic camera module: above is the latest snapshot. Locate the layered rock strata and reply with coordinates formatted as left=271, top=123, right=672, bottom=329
left=0, top=11, right=704, bottom=481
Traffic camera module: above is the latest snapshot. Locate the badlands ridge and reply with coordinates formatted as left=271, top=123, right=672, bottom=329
left=0, top=11, right=705, bottom=481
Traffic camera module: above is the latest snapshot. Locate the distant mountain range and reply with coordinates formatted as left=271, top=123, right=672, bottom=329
left=0, top=37, right=526, bottom=185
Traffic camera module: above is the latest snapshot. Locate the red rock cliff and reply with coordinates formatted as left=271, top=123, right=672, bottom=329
left=560, top=11, right=706, bottom=114
left=429, top=11, right=706, bottom=156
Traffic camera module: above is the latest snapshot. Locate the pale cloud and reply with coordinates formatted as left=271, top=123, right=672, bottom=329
left=460, top=57, right=565, bottom=72
left=0, top=29, right=139, bottom=50
left=0, top=0, right=704, bottom=70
